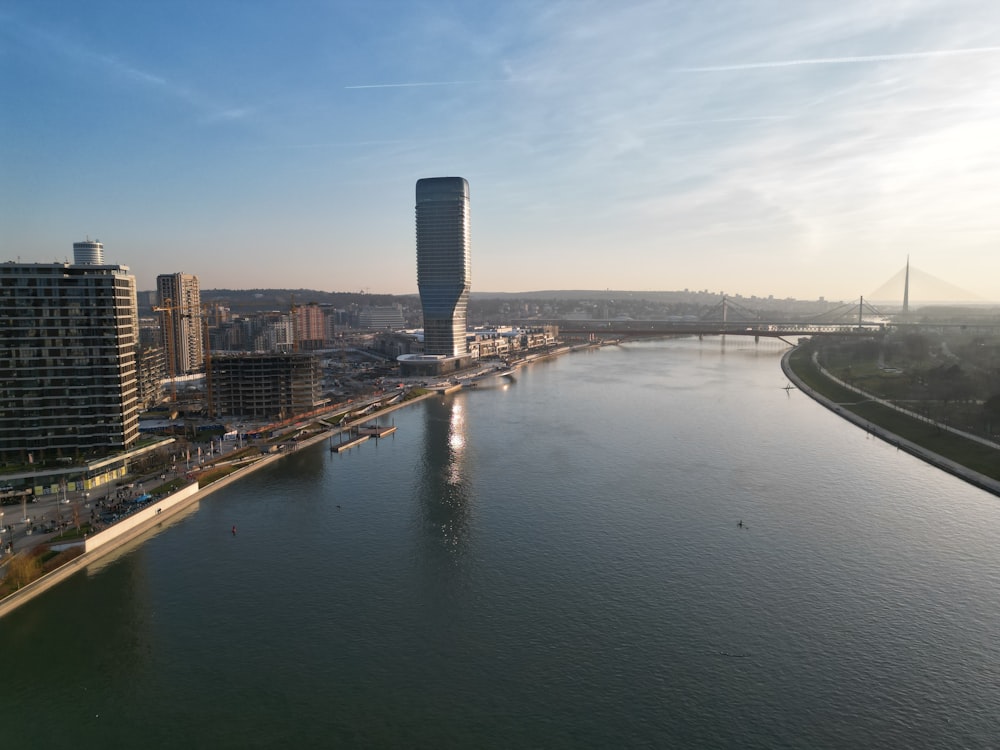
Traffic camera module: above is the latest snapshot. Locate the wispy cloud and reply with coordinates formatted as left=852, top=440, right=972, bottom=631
left=345, top=79, right=506, bottom=90
left=672, top=46, right=1000, bottom=73
left=7, top=0, right=1000, bottom=298
left=95, top=54, right=169, bottom=87
left=10, top=16, right=251, bottom=126
left=200, top=107, right=255, bottom=124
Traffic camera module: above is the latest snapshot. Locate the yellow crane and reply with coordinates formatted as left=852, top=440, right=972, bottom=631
left=153, top=298, right=215, bottom=416
left=201, top=302, right=215, bottom=418
left=152, top=297, right=178, bottom=402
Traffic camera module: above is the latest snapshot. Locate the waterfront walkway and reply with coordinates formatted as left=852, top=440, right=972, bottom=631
left=782, top=347, right=1000, bottom=498
left=0, top=343, right=599, bottom=617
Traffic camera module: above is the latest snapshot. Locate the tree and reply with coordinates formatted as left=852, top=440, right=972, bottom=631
left=3, top=552, right=41, bottom=590
left=903, top=333, right=930, bottom=361
left=983, top=394, right=1000, bottom=419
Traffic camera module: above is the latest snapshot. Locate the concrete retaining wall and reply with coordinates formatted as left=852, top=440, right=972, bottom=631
left=782, top=347, right=1000, bottom=498
left=85, top=482, right=200, bottom=553
left=0, top=389, right=437, bottom=620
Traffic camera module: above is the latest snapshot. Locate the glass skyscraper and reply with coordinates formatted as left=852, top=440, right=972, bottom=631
left=416, top=177, right=471, bottom=357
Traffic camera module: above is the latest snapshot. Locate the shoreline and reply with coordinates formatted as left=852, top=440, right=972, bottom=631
left=781, top=346, right=1000, bottom=498
left=0, top=345, right=595, bottom=618
left=0, top=390, right=439, bottom=620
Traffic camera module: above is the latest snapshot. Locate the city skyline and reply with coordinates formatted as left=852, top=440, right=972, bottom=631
left=3, top=2, right=1000, bottom=302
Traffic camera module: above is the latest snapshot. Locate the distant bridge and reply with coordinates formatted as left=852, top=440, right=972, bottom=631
left=543, top=295, right=887, bottom=342
left=551, top=320, right=885, bottom=342
left=529, top=273, right=993, bottom=341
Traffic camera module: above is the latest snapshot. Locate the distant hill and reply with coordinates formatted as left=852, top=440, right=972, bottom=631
left=469, top=289, right=837, bottom=306
left=136, top=287, right=862, bottom=324
left=135, top=287, right=840, bottom=311
left=198, top=289, right=417, bottom=312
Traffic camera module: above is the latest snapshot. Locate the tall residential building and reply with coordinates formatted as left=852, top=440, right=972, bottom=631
left=294, top=302, right=328, bottom=351
left=416, top=177, right=471, bottom=357
left=156, top=272, right=203, bottom=375
left=0, top=244, right=140, bottom=461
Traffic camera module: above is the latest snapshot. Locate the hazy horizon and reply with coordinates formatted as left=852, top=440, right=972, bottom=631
left=3, top=1, right=999, bottom=302
left=164, top=281, right=996, bottom=308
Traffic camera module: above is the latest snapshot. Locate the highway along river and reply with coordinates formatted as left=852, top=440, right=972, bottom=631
left=6, top=338, right=1000, bottom=749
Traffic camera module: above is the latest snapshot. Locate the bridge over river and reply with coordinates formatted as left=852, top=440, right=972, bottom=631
left=546, top=319, right=885, bottom=342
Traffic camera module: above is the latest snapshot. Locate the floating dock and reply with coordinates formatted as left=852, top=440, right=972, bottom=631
left=332, top=435, right=370, bottom=453
left=357, top=425, right=398, bottom=439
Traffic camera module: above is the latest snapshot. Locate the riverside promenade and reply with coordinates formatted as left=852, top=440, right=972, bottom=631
left=0, top=390, right=437, bottom=620
left=781, top=346, right=1000, bottom=498
left=0, top=343, right=597, bottom=618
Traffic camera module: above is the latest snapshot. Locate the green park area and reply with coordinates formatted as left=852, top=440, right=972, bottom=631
left=788, top=332, right=1000, bottom=482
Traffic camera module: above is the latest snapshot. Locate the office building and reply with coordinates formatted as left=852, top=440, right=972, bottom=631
left=0, top=244, right=140, bottom=461
left=416, top=177, right=471, bottom=357
left=359, top=305, right=406, bottom=331
left=156, top=272, right=203, bottom=375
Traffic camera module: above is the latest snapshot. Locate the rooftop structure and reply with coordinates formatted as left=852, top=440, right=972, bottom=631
left=72, top=239, right=104, bottom=265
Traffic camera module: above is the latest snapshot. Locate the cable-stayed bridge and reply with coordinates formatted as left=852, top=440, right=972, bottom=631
left=867, top=263, right=982, bottom=306
left=549, top=263, right=990, bottom=342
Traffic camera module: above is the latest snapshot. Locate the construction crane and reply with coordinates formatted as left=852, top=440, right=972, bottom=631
left=201, top=302, right=215, bottom=418
left=153, top=297, right=216, bottom=416
left=175, top=302, right=215, bottom=417
left=152, top=297, right=178, bottom=402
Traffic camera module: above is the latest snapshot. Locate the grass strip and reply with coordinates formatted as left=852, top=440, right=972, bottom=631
left=788, top=345, right=1000, bottom=482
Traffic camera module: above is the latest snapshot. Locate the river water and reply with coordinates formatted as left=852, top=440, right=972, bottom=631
left=5, top=339, right=1000, bottom=748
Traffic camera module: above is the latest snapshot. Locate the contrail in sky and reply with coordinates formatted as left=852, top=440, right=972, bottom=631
left=674, top=46, right=1000, bottom=72
left=345, top=80, right=501, bottom=89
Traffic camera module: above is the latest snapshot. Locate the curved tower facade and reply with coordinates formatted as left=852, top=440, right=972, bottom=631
left=73, top=239, right=104, bottom=265
left=416, top=177, right=471, bottom=357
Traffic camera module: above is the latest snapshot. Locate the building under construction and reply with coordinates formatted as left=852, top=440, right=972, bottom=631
left=136, top=345, right=167, bottom=409
left=211, top=352, right=325, bottom=420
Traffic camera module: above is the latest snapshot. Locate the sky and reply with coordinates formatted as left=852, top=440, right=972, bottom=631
left=2, top=0, right=1000, bottom=302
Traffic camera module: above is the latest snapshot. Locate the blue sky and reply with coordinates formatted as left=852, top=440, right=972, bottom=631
left=2, top=0, right=999, bottom=301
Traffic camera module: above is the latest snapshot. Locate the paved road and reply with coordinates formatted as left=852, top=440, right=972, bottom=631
left=0, top=442, right=232, bottom=558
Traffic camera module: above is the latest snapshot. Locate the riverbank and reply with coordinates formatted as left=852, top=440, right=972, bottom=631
left=0, top=389, right=440, bottom=619
left=0, top=343, right=598, bottom=617
left=782, top=344, right=1000, bottom=498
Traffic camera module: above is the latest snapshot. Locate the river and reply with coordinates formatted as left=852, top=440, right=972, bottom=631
left=5, top=338, right=1000, bottom=748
